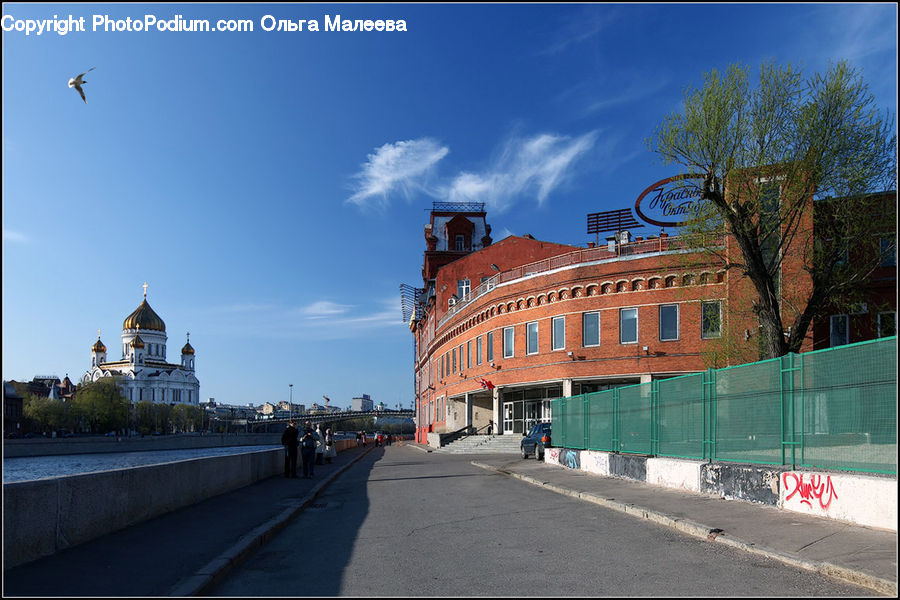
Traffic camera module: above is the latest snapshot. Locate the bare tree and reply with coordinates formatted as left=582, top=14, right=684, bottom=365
left=649, top=60, right=896, bottom=359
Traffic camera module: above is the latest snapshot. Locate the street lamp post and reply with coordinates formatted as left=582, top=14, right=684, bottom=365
left=290, top=384, right=294, bottom=420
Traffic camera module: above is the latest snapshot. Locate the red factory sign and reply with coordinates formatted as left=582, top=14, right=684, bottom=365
left=634, top=174, right=708, bottom=228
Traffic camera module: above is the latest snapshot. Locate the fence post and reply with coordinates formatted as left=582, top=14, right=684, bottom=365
left=780, top=352, right=801, bottom=469
left=702, top=367, right=717, bottom=461
left=612, top=387, right=620, bottom=452
left=650, top=379, right=660, bottom=456
left=582, top=394, right=589, bottom=449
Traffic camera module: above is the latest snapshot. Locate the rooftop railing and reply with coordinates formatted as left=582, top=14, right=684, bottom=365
left=436, top=234, right=724, bottom=330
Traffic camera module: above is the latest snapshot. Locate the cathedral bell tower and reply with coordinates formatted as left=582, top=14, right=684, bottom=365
left=91, top=330, right=107, bottom=367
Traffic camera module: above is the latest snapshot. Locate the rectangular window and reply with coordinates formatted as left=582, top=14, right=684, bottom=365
left=459, top=345, right=463, bottom=371
left=455, top=235, right=465, bottom=251
left=880, top=235, right=896, bottom=267
left=526, top=322, right=539, bottom=355
left=551, top=316, right=565, bottom=351
left=487, top=331, right=494, bottom=362
left=467, top=340, right=472, bottom=369
left=830, top=315, right=849, bottom=347
left=476, top=336, right=483, bottom=365
left=659, top=304, right=679, bottom=341
left=457, top=279, right=471, bottom=300
left=620, top=308, right=638, bottom=344
left=583, top=312, right=600, bottom=347
left=452, top=348, right=457, bottom=373
left=503, top=326, right=515, bottom=358
left=878, top=312, right=896, bottom=338
left=701, top=302, right=722, bottom=339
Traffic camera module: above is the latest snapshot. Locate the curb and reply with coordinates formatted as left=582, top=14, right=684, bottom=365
left=471, top=461, right=897, bottom=597
left=170, top=446, right=375, bottom=596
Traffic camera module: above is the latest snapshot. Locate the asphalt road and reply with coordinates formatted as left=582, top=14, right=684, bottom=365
left=209, top=445, right=873, bottom=597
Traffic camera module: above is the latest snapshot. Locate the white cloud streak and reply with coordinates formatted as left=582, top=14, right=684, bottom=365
left=2, top=229, right=28, bottom=243
left=445, top=131, right=599, bottom=214
left=347, top=138, right=449, bottom=210
left=204, top=298, right=401, bottom=340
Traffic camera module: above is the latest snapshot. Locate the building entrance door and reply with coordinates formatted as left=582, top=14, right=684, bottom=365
left=502, top=401, right=526, bottom=434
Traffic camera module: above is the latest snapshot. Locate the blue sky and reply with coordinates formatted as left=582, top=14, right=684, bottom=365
left=2, top=3, right=896, bottom=410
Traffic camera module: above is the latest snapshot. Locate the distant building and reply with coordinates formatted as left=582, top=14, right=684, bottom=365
left=81, top=285, right=199, bottom=406
left=3, top=381, right=24, bottom=437
left=352, top=394, right=374, bottom=411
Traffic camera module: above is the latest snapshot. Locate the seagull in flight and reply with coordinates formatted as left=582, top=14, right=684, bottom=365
left=68, top=67, right=96, bottom=103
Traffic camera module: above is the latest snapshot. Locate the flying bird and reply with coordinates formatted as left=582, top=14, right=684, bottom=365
left=68, top=67, right=96, bottom=103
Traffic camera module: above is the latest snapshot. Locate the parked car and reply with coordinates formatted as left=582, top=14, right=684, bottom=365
left=521, top=422, right=551, bottom=460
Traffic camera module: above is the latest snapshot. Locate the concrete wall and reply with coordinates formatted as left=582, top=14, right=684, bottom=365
left=544, top=448, right=897, bottom=532
left=2, top=438, right=359, bottom=570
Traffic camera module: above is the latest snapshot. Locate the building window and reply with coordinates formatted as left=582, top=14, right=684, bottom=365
left=830, top=315, right=849, bottom=347
left=878, top=312, right=896, bottom=338
left=487, top=331, right=494, bottom=362
left=455, top=235, right=465, bottom=251
left=526, top=322, right=539, bottom=355
left=701, top=301, right=722, bottom=339
left=620, top=308, right=638, bottom=344
left=503, top=327, right=515, bottom=358
left=583, top=312, right=600, bottom=347
left=457, top=279, right=471, bottom=300
left=452, top=348, right=457, bottom=373
left=552, top=316, right=565, bottom=351
left=476, top=336, right=483, bottom=365
left=880, top=235, right=896, bottom=267
left=659, top=304, right=679, bottom=341
left=467, top=340, right=472, bottom=369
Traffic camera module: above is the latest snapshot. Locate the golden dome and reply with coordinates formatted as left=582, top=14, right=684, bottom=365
left=92, top=338, right=106, bottom=352
left=181, top=342, right=195, bottom=355
left=130, top=335, right=145, bottom=348
left=123, top=299, right=166, bottom=332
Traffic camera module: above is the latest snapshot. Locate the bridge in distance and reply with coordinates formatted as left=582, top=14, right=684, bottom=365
left=242, top=409, right=414, bottom=433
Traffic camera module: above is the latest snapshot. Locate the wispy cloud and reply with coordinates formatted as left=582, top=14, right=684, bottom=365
left=294, top=301, right=352, bottom=319
left=538, top=8, right=620, bottom=56
left=2, top=229, right=28, bottom=243
left=346, top=138, right=449, bottom=210
left=203, top=298, right=401, bottom=340
left=445, top=131, right=599, bottom=214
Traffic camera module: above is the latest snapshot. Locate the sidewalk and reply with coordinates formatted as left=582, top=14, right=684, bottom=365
left=465, top=453, right=897, bottom=596
left=2, top=443, right=378, bottom=597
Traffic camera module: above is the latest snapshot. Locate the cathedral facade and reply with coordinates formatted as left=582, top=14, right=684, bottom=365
left=82, top=285, right=200, bottom=405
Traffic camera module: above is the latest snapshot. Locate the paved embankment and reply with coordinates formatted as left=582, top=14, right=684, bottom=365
left=2, top=441, right=379, bottom=596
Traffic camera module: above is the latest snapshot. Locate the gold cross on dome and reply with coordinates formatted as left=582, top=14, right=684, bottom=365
left=97, top=328, right=101, bottom=339
left=142, top=282, right=148, bottom=298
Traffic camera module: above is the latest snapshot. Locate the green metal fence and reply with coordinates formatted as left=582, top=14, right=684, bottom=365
left=551, top=337, right=897, bottom=474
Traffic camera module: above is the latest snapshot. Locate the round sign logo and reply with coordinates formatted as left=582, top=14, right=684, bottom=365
left=634, top=174, right=708, bottom=227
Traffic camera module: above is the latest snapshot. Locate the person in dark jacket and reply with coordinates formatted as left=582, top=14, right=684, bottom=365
left=281, top=420, right=299, bottom=478
left=300, top=421, right=318, bottom=478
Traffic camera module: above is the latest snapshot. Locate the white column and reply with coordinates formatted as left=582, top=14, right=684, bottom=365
left=562, top=378, right=573, bottom=398
left=465, top=391, right=472, bottom=428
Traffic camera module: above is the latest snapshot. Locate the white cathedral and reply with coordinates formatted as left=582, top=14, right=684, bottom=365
left=82, top=284, right=200, bottom=405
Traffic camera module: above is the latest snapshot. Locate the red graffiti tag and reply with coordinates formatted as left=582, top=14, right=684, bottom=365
left=783, top=473, right=839, bottom=510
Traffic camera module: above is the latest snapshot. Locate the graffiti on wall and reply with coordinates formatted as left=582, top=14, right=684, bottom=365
left=559, top=449, right=580, bottom=470
left=782, top=472, right=839, bottom=510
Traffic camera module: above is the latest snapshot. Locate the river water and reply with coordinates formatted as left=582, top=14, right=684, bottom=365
left=2, top=445, right=280, bottom=483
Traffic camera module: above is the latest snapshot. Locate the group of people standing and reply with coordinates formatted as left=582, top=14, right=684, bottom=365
left=281, top=420, right=336, bottom=479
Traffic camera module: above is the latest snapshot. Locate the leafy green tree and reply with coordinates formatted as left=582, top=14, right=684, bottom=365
left=649, top=60, right=896, bottom=359
left=73, top=378, right=128, bottom=433
left=23, top=395, right=69, bottom=433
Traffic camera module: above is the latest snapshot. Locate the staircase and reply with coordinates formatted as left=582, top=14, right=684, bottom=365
left=438, top=434, right=523, bottom=454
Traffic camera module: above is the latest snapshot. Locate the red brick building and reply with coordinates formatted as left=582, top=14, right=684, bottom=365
left=408, top=195, right=895, bottom=442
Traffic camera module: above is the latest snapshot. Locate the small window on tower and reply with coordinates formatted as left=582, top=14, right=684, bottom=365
left=455, top=234, right=465, bottom=251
